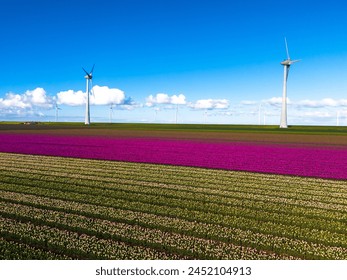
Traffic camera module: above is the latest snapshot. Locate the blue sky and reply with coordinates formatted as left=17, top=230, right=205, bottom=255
left=1, top=0, right=347, bottom=125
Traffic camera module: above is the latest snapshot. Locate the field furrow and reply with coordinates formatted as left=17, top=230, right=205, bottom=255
left=0, top=152, right=346, bottom=260
left=1, top=192, right=347, bottom=259
left=1, top=153, right=347, bottom=200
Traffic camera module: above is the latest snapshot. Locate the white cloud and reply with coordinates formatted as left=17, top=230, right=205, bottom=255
left=264, top=97, right=292, bottom=106
left=26, top=88, right=51, bottom=107
left=146, top=93, right=186, bottom=107
left=57, top=90, right=85, bottom=106
left=0, top=93, right=31, bottom=109
left=296, top=98, right=347, bottom=108
left=0, top=88, right=53, bottom=110
left=188, top=99, right=229, bottom=110
left=91, top=85, right=125, bottom=105
left=171, top=94, right=186, bottom=105
left=57, top=85, right=126, bottom=106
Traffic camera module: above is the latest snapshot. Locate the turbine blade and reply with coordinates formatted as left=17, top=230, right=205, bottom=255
left=290, top=59, right=301, bottom=64
left=82, top=67, right=89, bottom=75
left=90, top=79, right=95, bottom=97
left=90, top=64, right=95, bottom=75
left=284, top=37, right=290, bottom=60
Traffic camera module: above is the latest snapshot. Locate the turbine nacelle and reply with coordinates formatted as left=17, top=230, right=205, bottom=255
left=82, top=64, right=94, bottom=80
left=280, top=59, right=300, bottom=66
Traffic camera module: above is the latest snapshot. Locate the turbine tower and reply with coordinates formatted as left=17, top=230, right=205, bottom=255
left=109, top=103, right=114, bottom=123
left=280, top=38, right=300, bottom=128
left=82, top=64, right=94, bottom=125
left=55, top=103, right=61, bottom=122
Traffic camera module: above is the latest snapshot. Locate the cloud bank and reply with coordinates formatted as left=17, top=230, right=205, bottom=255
left=0, top=88, right=53, bottom=110
left=188, top=99, right=229, bottom=110
left=260, top=97, right=347, bottom=108
left=146, top=93, right=186, bottom=107
left=57, top=86, right=126, bottom=106
left=0, top=88, right=53, bottom=117
left=296, top=98, right=347, bottom=108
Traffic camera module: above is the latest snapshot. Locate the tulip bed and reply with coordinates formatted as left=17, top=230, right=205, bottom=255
left=1, top=152, right=347, bottom=260
left=0, top=133, right=347, bottom=180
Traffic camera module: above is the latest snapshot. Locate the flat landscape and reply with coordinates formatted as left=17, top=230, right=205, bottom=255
left=0, top=123, right=347, bottom=259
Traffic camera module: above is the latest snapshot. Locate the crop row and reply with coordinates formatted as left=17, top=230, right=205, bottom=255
left=1, top=154, right=347, bottom=214
left=2, top=191, right=347, bottom=259
left=2, top=168, right=347, bottom=222
left=0, top=164, right=347, bottom=208
left=0, top=237, right=71, bottom=260
left=1, top=216, right=188, bottom=260
left=1, top=152, right=347, bottom=259
left=1, top=179, right=347, bottom=250
left=1, top=172, right=345, bottom=228
left=1, top=153, right=346, bottom=195
left=1, top=173, right=347, bottom=239
left=1, top=201, right=290, bottom=260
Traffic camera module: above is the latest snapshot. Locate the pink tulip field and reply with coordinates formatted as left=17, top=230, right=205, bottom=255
left=0, top=133, right=346, bottom=180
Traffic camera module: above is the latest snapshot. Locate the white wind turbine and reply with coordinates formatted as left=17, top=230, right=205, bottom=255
left=109, top=103, right=114, bottom=123
left=336, top=110, right=340, bottom=126
left=280, top=38, right=300, bottom=128
left=175, top=103, right=178, bottom=124
left=154, top=107, right=160, bottom=122
left=55, top=103, right=61, bottom=122
left=82, top=64, right=95, bottom=125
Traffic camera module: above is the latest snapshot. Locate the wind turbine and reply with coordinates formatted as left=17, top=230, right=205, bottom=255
left=154, top=107, right=160, bottom=122
left=109, top=103, right=114, bottom=123
left=82, top=64, right=94, bottom=125
left=280, top=38, right=300, bottom=128
left=55, top=103, right=61, bottom=122
left=175, top=104, right=178, bottom=124
left=258, top=103, right=262, bottom=125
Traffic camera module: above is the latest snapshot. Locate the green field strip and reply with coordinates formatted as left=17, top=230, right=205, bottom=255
left=2, top=154, right=346, bottom=207
left=1, top=182, right=347, bottom=250
left=2, top=162, right=347, bottom=204
left=2, top=122, right=347, bottom=135
left=2, top=153, right=347, bottom=259
left=2, top=192, right=347, bottom=259
left=3, top=185, right=346, bottom=242
left=3, top=152, right=347, bottom=190
left=2, top=187, right=345, bottom=230
left=3, top=168, right=345, bottom=223
left=0, top=201, right=315, bottom=260
left=0, top=208, right=284, bottom=260
left=1, top=217, right=186, bottom=260
left=2, top=173, right=347, bottom=238
left=2, top=163, right=347, bottom=212
left=1, top=170, right=347, bottom=226
left=1, top=153, right=347, bottom=196
left=2, top=172, right=347, bottom=238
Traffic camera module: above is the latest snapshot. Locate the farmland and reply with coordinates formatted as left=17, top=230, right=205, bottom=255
left=0, top=123, right=347, bottom=259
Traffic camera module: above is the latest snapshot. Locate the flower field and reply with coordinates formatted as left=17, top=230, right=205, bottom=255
left=1, top=152, right=347, bottom=260
left=0, top=133, right=347, bottom=180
